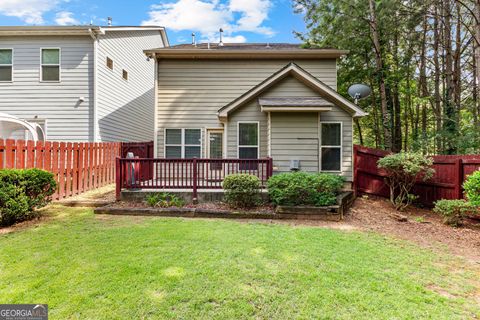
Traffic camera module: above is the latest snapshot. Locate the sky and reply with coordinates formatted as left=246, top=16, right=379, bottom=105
left=0, top=0, right=306, bottom=45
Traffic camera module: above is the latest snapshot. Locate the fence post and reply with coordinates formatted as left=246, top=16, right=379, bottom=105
left=353, top=145, right=358, bottom=196
left=192, top=157, right=198, bottom=203
left=115, top=157, right=121, bottom=201
left=455, top=158, right=463, bottom=199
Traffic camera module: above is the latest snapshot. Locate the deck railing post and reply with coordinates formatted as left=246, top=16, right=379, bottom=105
left=115, top=157, right=121, bottom=201
left=192, top=157, right=198, bottom=203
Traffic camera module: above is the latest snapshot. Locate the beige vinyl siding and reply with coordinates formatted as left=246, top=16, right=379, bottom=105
left=270, top=112, right=319, bottom=172
left=0, top=36, right=93, bottom=141
left=97, top=30, right=164, bottom=142
left=320, top=107, right=353, bottom=181
left=156, top=59, right=337, bottom=157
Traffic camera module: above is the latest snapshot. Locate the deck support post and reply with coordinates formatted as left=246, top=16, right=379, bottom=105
left=192, top=157, right=198, bottom=203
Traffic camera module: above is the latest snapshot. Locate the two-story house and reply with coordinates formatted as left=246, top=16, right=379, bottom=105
left=0, top=25, right=168, bottom=142
left=144, top=43, right=366, bottom=182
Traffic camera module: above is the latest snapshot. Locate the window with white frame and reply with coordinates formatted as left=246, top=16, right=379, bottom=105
left=41, top=48, right=60, bottom=82
left=238, top=122, right=259, bottom=159
left=0, top=49, right=13, bottom=82
left=165, top=128, right=201, bottom=158
left=320, top=122, right=342, bottom=171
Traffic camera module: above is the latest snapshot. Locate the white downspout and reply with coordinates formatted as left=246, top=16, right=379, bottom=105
left=153, top=53, right=159, bottom=157
left=89, top=28, right=100, bottom=142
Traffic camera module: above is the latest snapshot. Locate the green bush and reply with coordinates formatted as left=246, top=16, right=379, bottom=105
left=223, top=174, right=261, bottom=208
left=146, top=193, right=184, bottom=208
left=267, top=172, right=344, bottom=207
left=433, top=199, right=477, bottom=227
left=463, top=171, right=480, bottom=206
left=0, top=169, right=56, bottom=227
left=377, top=152, right=434, bottom=211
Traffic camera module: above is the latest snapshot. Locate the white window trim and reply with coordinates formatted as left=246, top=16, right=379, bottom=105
left=0, top=48, right=13, bottom=83
left=40, top=47, right=61, bottom=83
left=205, top=127, right=224, bottom=159
left=237, top=121, right=260, bottom=159
left=164, top=128, right=203, bottom=158
left=319, top=121, right=342, bottom=172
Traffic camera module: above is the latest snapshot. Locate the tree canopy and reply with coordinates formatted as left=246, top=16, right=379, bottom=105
left=295, top=0, right=480, bottom=154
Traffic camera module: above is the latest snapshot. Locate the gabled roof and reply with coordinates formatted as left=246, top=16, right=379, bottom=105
left=217, top=63, right=367, bottom=120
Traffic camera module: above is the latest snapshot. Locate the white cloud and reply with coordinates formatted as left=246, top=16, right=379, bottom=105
left=142, top=0, right=275, bottom=43
left=55, top=11, right=78, bottom=25
left=0, top=0, right=63, bottom=24
left=221, top=35, right=247, bottom=43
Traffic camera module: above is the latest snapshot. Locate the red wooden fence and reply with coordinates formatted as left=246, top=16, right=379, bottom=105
left=0, top=139, right=121, bottom=200
left=116, top=157, right=274, bottom=201
left=354, top=145, right=480, bottom=206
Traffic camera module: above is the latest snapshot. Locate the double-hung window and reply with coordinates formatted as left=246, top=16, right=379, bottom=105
left=320, top=122, right=342, bottom=171
left=238, top=122, right=259, bottom=159
left=41, top=48, right=60, bottom=82
left=0, top=49, right=13, bottom=82
left=165, top=128, right=201, bottom=158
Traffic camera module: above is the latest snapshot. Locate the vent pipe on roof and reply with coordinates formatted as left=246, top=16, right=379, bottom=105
left=107, top=17, right=112, bottom=26
left=192, top=32, right=196, bottom=46
left=219, top=28, right=224, bottom=46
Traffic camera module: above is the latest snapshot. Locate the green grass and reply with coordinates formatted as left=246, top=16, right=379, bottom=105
left=0, top=206, right=479, bottom=319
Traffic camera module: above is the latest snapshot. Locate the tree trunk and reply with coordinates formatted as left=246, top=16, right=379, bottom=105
left=443, top=0, right=456, bottom=154
left=433, top=2, right=443, bottom=154
left=368, top=0, right=392, bottom=151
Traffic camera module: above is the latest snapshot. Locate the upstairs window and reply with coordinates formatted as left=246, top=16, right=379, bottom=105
left=41, top=48, right=60, bottom=82
left=320, top=122, right=342, bottom=171
left=165, top=128, right=201, bottom=158
left=106, top=57, right=113, bottom=70
left=0, top=49, right=13, bottom=82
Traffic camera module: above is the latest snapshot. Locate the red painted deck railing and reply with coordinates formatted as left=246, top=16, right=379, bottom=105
left=115, top=157, right=274, bottom=200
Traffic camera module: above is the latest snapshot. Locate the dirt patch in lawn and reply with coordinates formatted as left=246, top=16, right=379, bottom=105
left=60, top=184, right=116, bottom=203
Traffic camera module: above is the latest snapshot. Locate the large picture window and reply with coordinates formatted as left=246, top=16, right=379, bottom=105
left=320, top=122, right=342, bottom=171
left=238, top=122, right=259, bottom=159
left=41, top=48, right=60, bottom=82
left=0, top=49, right=12, bottom=82
left=165, top=128, right=201, bottom=158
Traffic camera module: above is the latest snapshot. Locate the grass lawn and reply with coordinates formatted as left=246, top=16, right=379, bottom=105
left=0, top=206, right=479, bottom=319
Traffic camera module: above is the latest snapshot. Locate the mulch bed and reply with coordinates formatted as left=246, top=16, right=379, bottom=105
left=345, top=196, right=480, bottom=263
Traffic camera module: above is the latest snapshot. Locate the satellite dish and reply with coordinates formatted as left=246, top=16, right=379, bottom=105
left=348, top=84, right=371, bottom=103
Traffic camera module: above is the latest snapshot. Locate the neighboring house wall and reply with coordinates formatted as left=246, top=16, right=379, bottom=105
left=96, top=30, right=164, bottom=142
left=0, top=36, right=94, bottom=141
left=156, top=59, right=337, bottom=157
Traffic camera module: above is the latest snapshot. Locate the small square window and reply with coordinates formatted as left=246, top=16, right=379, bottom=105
left=106, top=57, right=113, bottom=70
left=122, top=69, right=128, bottom=80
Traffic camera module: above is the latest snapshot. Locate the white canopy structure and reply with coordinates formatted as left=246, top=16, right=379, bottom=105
left=0, top=112, right=45, bottom=142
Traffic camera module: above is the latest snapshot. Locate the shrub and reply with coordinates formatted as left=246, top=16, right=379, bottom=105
left=0, top=169, right=56, bottom=227
left=463, top=170, right=480, bottom=206
left=433, top=199, right=477, bottom=227
left=377, top=152, right=434, bottom=211
left=146, top=193, right=184, bottom=208
left=267, top=172, right=344, bottom=207
left=223, top=174, right=261, bottom=208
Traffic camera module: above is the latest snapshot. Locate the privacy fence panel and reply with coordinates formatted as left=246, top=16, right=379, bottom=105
left=354, top=145, right=480, bottom=206
left=0, top=139, right=121, bottom=200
